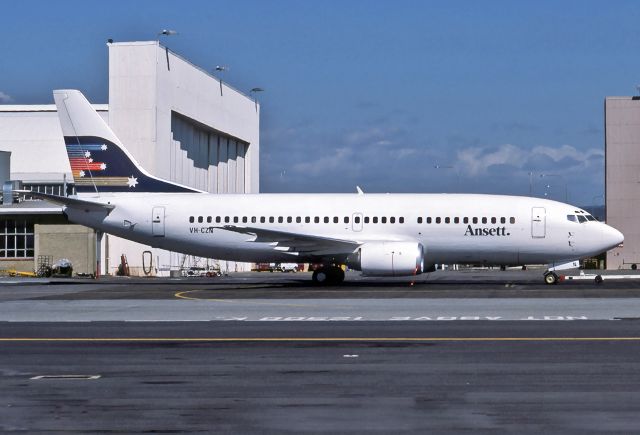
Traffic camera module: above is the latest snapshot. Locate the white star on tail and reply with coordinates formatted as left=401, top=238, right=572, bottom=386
left=100, top=163, right=107, bottom=170
left=84, top=151, right=91, bottom=158
left=79, top=170, right=85, bottom=177
left=127, top=176, right=138, bottom=188
left=101, top=144, right=108, bottom=151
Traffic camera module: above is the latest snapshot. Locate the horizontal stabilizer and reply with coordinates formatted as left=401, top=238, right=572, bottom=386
left=15, top=190, right=115, bottom=212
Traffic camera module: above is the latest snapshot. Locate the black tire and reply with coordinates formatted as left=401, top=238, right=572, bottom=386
left=312, top=269, right=328, bottom=284
left=544, top=272, right=558, bottom=285
left=632, top=264, right=637, bottom=271
left=595, top=275, right=603, bottom=284
left=312, top=266, right=344, bottom=285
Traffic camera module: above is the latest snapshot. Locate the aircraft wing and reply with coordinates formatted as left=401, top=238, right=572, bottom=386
left=15, top=191, right=115, bottom=212
left=220, top=225, right=360, bottom=257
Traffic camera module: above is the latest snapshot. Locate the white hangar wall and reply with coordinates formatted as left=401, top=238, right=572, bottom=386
left=0, top=41, right=260, bottom=276
left=106, top=41, right=260, bottom=275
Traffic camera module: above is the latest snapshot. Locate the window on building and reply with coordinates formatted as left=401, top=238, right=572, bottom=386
left=0, top=219, right=34, bottom=258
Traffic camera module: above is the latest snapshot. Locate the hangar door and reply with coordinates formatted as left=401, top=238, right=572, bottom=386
left=152, top=207, right=165, bottom=237
left=531, top=207, right=546, bottom=238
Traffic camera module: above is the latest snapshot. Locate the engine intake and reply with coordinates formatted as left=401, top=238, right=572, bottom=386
left=347, top=242, right=424, bottom=276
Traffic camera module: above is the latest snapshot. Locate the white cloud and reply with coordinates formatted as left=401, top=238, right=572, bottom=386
left=0, top=91, right=13, bottom=103
left=456, top=143, right=603, bottom=176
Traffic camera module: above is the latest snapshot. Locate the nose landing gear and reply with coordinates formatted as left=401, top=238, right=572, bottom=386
left=544, top=272, right=559, bottom=285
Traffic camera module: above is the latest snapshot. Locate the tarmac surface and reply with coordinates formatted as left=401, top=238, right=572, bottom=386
left=2, top=269, right=640, bottom=433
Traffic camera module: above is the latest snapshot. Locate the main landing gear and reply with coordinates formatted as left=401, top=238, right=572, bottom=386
left=312, top=265, right=345, bottom=285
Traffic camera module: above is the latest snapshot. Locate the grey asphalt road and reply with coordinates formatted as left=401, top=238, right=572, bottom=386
left=2, top=271, right=640, bottom=433
left=1, top=321, right=640, bottom=434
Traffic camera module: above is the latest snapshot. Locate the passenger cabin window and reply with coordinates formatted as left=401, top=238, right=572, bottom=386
left=417, top=217, right=423, bottom=224
left=445, top=217, right=450, bottom=224
left=500, top=217, right=506, bottom=224
left=278, top=217, right=284, bottom=223
left=233, top=217, right=239, bottom=223
left=355, top=216, right=361, bottom=224
left=381, top=217, right=387, bottom=224
left=373, top=217, right=378, bottom=224
left=333, top=217, right=339, bottom=223
left=314, top=217, right=320, bottom=223
left=287, top=217, right=293, bottom=223
left=344, top=217, right=350, bottom=224
left=365, top=217, right=370, bottom=224
left=224, top=216, right=230, bottom=223
left=216, top=216, right=221, bottom=223
left=207, top=216, right=212, bottom=223
left=427, top=217, right=432, bottom=224
left=491, top=217, right=496, bottom=224
left=260, top=217, right=266, bottom=223
left=296, top=217, right=302, bottom=223
left=435, top=217, right=441, bottom=224
left=242, top=217, right=248, bottom=223
left=269, top=217, right=275, bottom=223
left=198, top=216, right=203, bottom=223
left=482, top=217, right=487, bottom=224
left=390, top=217, right=396, bottom=224
left=305, top=217, right=311, bottom=223
left=251, top=217, right=257, bottom=223
left=189, top=216, right=194, bottom=223
left=399, top=217, right=404, bottom=224
left=463, top=217, right=469, bottom=224
left=510, top=217, right=515, bottom=224
left=473, top=217, right=478, bottom=224
left=454, top=217, right=459, bottom=224
left=324, top=217, right=329, bottom=223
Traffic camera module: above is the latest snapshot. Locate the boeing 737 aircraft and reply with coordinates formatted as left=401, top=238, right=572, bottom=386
left=30, top=90, right=623, bottom=285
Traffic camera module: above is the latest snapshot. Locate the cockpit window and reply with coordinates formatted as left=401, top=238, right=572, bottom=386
left=567, top=215, right=578, bottom=222
left=577, top=215, right=587, bottom=223
left=585, top=215, right=597, bottom=221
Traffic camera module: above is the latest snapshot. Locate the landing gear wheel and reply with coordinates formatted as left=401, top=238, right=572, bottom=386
left=544, top=272, right=559, bottom=285
left=312, top=266, right=345, bottom=285
left=312, top=269, right=329, bottom=284
left=595, top=275, right=603, bottom=284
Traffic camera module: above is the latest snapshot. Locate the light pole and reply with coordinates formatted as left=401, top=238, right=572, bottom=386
left=434, top=164, right=459, bottom=191
left=539, top=173, right=568, bottom=202
left=250, top=87, right=264, bottom=112
left=214, top=66, right=228, bottom=96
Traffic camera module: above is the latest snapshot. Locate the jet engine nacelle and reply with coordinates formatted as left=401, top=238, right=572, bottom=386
left=347, top=242, right=424, bottom=276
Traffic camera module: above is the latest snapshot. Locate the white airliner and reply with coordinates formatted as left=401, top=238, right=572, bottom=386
left=32, top=90, right=623, bottom=285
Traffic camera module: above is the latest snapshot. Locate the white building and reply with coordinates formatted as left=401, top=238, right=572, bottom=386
left=0, top=41, right=260, bottom=276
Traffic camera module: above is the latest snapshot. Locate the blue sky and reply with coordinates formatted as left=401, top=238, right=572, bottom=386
left=1, top=0, right=639, bottom=205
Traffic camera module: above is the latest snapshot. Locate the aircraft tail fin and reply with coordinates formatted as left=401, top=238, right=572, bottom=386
left=53, top=89, right=202, bottom=193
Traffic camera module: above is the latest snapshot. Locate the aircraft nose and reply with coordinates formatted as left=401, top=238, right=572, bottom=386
left=603, top=224, right=624, bottom=250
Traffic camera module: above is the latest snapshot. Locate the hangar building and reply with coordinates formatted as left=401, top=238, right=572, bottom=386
left=0, top=41, right=260, bottom=276
left=605, top=96, right=640, bottom=269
